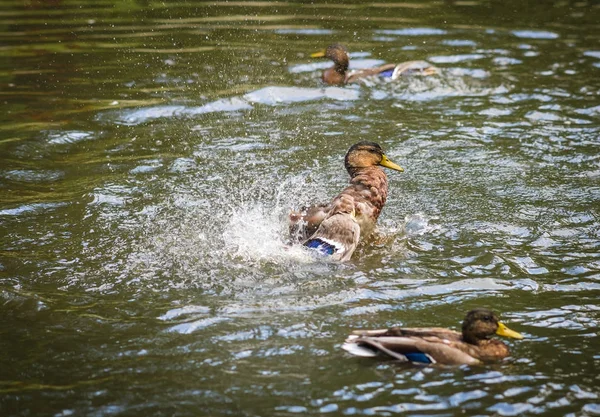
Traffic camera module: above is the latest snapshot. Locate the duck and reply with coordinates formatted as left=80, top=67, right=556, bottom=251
left=342, top=308, right=524, bottom=365
left=289, top=141, right=404, bottom=261
left=310, top=43, right=438, bottom=85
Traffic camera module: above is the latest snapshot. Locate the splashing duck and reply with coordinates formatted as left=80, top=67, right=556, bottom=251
left=310, top=43, right=438, bottom=85
left=289, top=141, right=404, bottom=261
left=342, top=308, right=524, bottom=365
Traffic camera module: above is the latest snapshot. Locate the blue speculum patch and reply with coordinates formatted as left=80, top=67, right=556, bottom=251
left=404, top=352, right=433, bottom=363
left=305, top=239, right=336, bottom=255
left=379, top=69, right=394, bottom=77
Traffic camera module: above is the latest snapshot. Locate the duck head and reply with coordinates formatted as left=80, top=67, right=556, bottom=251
left=344, top=141, right=404, bottom=176
left=462, top=308, right=524, bottom=345
left=311, top=44, right=350, bottom=85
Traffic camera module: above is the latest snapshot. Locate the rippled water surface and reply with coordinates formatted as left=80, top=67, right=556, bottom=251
left=1, top=0, right=600, bottom=415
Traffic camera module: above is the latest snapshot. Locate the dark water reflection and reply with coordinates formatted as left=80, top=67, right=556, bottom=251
left=1, top=0, right=600, bottom=416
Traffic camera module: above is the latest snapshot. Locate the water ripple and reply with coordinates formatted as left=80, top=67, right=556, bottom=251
left=429, top=54, right=486, bottom=64
left=2, top=3, right=600, bottom=417
left=376, top=28, right=448, bottom=36
left=511, top=30, right=560, bottom=39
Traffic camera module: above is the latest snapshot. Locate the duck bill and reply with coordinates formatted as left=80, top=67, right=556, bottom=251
left=379, top=154, right=404, bottom=172
left=310, top=50, right=326, bottom=58
left=496, top=322, right=524, bottom=339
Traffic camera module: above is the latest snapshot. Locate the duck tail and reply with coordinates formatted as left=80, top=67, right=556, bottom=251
left=342, top=336, right=409, bottom=362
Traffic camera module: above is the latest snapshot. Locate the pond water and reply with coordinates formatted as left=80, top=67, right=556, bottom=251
left=1, top=0, right=600, bottom=415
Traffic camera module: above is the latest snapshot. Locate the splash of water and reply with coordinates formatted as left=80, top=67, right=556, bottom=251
left=223, top=202, right=314, bottom=265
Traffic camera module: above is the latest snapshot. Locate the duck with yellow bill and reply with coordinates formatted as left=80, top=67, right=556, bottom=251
left=342, top=308, right=524, bottom=365
left=311, top=43, right=438, bottom=85
left=290, top=141, right=404, bottom=261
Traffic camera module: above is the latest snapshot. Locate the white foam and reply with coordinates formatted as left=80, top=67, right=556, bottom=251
left=224, top=203, right=314, bottom=264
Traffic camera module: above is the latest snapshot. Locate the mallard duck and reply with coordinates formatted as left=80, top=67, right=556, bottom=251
left=310, top=44, right=438, bottom=85
left=342, top=308, right=524, bottom=365
left=290, top=141, right=404, bottom=261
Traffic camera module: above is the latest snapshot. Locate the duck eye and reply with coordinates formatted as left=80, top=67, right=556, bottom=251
left=483, top=315, right=493, bottom=322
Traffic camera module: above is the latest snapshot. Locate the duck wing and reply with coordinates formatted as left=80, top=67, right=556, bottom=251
left=391, top=60, right=438, bottom=79
left=343, top=335, right=481, bottom=365
left=289, top=203, right=330, bottom=242
left=303, top=195, right=360, bottom=261
left=346, top=64, right=397, bottom=83
left=304, top=212, right=360, bottom=262
left=352, top=326, right=463, bottom=342
left=347, top=61, right=437, bottom=83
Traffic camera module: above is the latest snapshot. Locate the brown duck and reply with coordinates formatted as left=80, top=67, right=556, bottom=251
left=290, top=141, right=403, bottom=261
left=311, top=44, right=438, bottom=85
left=342, top=308, right=524, bottom=365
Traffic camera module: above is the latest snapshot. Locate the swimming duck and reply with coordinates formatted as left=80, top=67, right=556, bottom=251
left=342, top=308, right=524, bottom=365
left=311, top=44, right=438, bottom=85
left=289, top=141, right=404, bottom=260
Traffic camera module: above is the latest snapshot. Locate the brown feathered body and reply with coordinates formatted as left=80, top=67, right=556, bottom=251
left=342, top=308, right=524, bottom=365
left=291, top=142, right=403, bottom=261
left=304, top=194, right=360, bottom=262
left=348, top=327, right=510, bottom=365
left=312, top=44, right=437, bottom=86
left=339, top=166, right=389, bottom=238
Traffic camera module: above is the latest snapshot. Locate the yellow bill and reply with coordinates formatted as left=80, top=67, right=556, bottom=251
left=379, top=154, right=404, bottom=172
left=310, top=50, right=326, bottom=58
left=496, top=322, right=524, bottom=339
